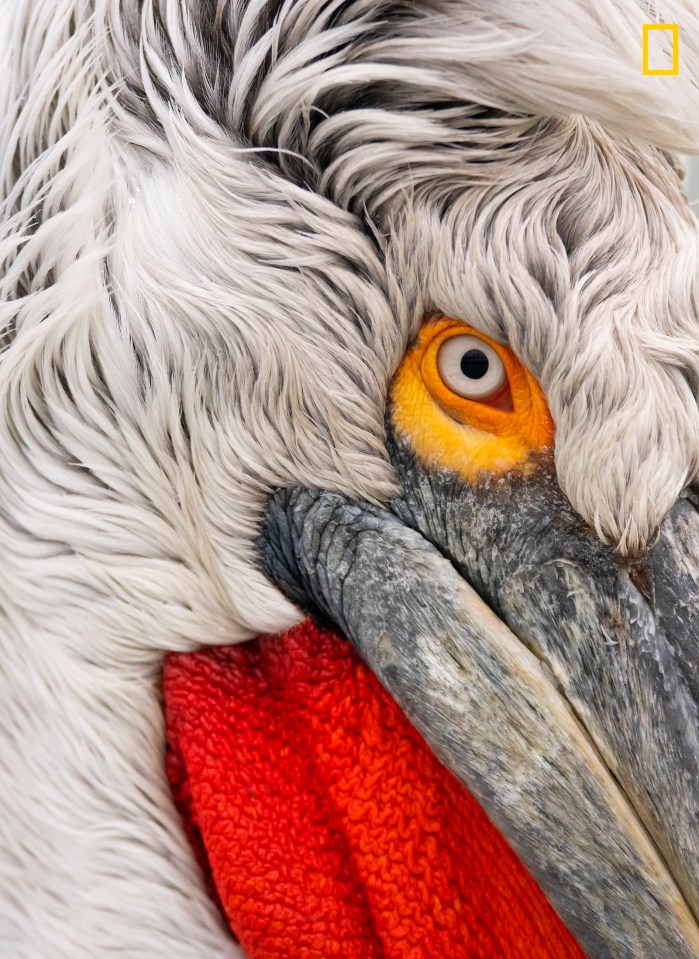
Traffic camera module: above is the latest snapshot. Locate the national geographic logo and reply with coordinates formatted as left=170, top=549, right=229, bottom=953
left=643, top=23, right=679, bottom=74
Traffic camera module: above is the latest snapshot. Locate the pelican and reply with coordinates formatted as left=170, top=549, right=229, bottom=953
left=2, top=2, right=699, bottom=958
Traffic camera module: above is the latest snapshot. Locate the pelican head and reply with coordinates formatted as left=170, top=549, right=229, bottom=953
left=2, top=2, right=699, bottom=958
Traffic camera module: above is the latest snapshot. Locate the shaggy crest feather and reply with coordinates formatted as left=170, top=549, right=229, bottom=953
left=1, top=1, right=699, bottom=956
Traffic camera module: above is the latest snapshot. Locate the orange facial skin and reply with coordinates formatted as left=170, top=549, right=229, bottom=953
left=390, top=317, right=555, bottom=483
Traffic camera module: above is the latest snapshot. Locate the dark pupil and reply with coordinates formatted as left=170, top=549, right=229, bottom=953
left=460, top=349, right=489, bottom=380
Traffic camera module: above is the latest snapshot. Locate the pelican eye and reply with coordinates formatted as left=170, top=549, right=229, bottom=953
left=437, top=334, right=507, bottom=401
left=390, top=315, right=554, bottom=480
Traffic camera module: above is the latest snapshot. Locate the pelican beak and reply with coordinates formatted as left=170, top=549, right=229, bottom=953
left=258, top=318, right=699, bottom=959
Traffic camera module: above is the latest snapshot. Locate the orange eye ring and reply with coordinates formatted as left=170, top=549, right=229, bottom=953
left=390, top=317, right=554, bottom=483
left=420, top=319, right=541, bottom=438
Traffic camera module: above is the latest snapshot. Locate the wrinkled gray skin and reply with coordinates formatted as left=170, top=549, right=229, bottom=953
left=388, top=430, right=699, bottom=910
left=258, top=427, right=699, bottom=959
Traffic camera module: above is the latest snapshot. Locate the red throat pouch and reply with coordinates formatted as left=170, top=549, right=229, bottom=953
left=164, top=619, right=584, bottom=959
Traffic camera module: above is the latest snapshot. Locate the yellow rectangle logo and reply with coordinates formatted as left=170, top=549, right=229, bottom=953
left=643, top=23, right=679, bottom=75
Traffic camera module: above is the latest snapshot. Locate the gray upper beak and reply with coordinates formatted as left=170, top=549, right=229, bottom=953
left=258, top=436, right=699, bottom=959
